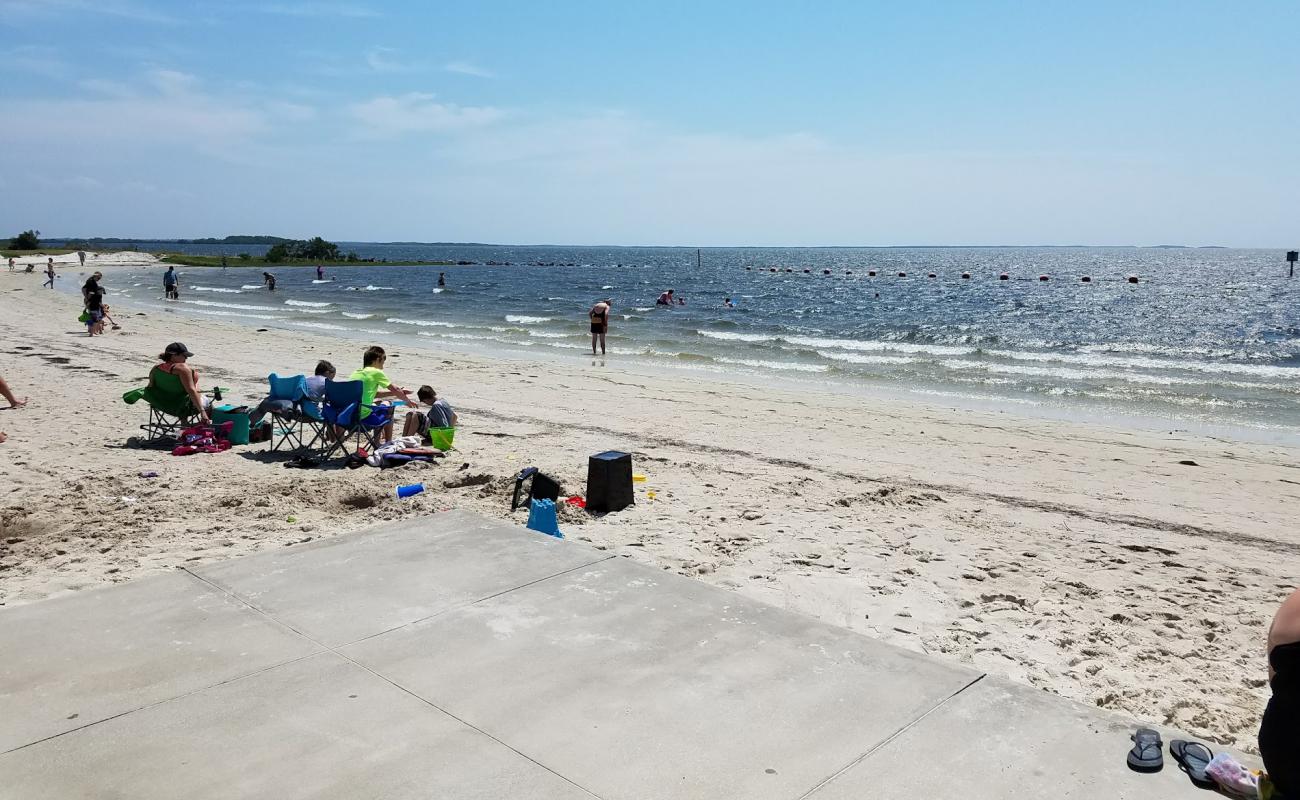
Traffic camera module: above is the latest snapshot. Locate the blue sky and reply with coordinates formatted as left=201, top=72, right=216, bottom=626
left=1, top=0, right=1297, bottom=246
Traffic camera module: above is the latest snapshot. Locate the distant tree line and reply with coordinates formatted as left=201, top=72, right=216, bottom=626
left=264, top=236, right=359, bottom=263
left=8, top=230, right=40, bottom=249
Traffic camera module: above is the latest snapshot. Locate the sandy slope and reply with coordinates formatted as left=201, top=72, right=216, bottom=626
left=1, top=260, right=1296, bottom=752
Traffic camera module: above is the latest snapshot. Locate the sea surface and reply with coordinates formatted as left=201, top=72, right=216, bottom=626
left=85, top=245, right=1299, bottom=437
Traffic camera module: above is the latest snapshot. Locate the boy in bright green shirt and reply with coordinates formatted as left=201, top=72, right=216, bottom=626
left=349, top=345, right=413, bottom=441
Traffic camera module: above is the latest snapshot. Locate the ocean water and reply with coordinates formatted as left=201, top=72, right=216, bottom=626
left=90, top=245, right=1299, bottom=435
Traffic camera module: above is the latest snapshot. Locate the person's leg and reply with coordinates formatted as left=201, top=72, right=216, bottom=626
left=402, top=411, right=421, bottom=437
left=600, top=331, right=606, bottom=354
left=591, top=331, right=597, bottom=354
left=0, top=376, right=27, bottom=408
left=1259, top=679, right=1298, bottom=797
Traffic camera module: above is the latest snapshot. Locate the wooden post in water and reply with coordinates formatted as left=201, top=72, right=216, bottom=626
left=696, top=248, right=701, bottom=269
left=1288, top=250, right=1297, bottom=278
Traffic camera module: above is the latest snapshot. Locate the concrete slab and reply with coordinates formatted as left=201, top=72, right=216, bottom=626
left=192, top=509, right=610, bottom=647
left=0, top=652, right=594, bottom=800
left=806, top=676, right=1263, bottom=800
left=343, top=557, right=981, bottom=800
left=0, top=572, right=319, bottom=753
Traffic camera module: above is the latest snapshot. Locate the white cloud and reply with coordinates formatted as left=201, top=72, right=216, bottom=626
left=365, top=47, right=420, bottom=73
left=255, top=2, right=379, bottom=18
left=349, top=92, right=505, bottom=137
left=0, top=0, right=180, bottom=24
left=444, top=61, right=493, bottom=79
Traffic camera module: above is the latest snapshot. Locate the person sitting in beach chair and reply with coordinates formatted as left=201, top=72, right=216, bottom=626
left=123, top=342, right=209, bottom=440
left=251, top=361, right=337, bottom=453
left=401, top=385, right=457, bottom=450
left=1261, top=586, right=1300, bottom=798
left=348, top=345, right=413, bottom=443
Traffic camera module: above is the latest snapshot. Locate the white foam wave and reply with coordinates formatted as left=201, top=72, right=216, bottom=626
left=785, top=336, right=976, bottom=357
left=181, top=299, right=279, bottom=312
left=989, top=349, right=1299, bottom=379
left=528, top=330, right=572, bottom=339
left=697, top=330, right=776, bottom=343
left=716, top=357, right=829, bottom=373
left=386, top=317, right=457, bottom=328
left=291, top=321, right=351, bottom=331
left=284, top=299, right=332, bottom=308
left=505, top=315, right=552, bottom=324
left=189, top=309, right=281, bottom=320
left=817, top=351, right=918, bottom=365
left=191, top=286, right=241, bottom=294
left=240, top=284, right=262, bottom=290
left=311, top=279, right=334, bottom=284
left=342, top=312, right=374, bottom=319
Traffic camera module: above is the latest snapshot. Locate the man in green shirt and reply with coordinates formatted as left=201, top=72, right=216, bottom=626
left=349, top=345, right=413, bottom=442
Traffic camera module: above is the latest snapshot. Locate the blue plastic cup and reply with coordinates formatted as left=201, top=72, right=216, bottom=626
left=396, top=483, right=425, bottom=499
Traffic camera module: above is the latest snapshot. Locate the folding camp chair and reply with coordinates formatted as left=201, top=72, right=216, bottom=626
left=122, top=369, right=201, bottom=442
left=318, top=379, right=394, bottom=461
left=264, top=373, right=309, bottom=453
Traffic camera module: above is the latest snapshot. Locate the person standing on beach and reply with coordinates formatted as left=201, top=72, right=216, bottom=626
left=589, top=298, right=611, bottom=355
left=82, top=272, right=105, bottom=335
left=1261, top=587, right=1300, bottom=797
left=262, top=272, right=276, bottom=291
left=43, top=258, right=55, bottom=289
left=8, top=257, right=15, bottom=272
left=77, top=250, right=86, bottom=267
left=163, top=266, right=179, bottom=300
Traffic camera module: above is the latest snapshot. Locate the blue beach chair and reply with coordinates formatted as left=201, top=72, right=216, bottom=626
left=265, top=373, right=308, bottom=452
left=318, top=379, right=394, bottom=460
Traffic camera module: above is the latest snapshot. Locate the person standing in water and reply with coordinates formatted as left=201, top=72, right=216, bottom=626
left=262, top=271, right=276, bottom=291
left=316, top=264, right=324, bottom=280
left=437, top=272, right=446, bottom=287
left=163, top=265, right=179, bottom=300
left=656, top=288, right=674, bottom=306
left=589, top=298, right=611, bottom=355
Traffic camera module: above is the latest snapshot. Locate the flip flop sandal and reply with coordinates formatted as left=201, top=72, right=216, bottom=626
left=1170, top=740, right=1215, bottom=789
left=1127, top=728, right=1164, bottom=772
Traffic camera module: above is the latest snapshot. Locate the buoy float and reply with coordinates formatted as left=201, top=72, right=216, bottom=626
left=745, top=266, right=752, bottom=271
left=927, top=273, right=937, bottom=278
left=769, top=267, right=777, bottom=272
left=803, top=268, right=811, bottom=273
left=845, top=270, right=853, bottom=275
left=785, top=268, right=793, bottom=272
left=898, top=272, right=907, bottom=277
left=823, top=269, right=831, bottom=275
left=1039, top=275, right=1049, bottom=281
left=961, top=273, right=971, bottom=279
left=999, top=273, right=1009, bottom=281
left=868, top=270, right=877, bottom=277
left=1127, top=275, right=1139, bottom=284
left=1081, top=276, right=1091, bottom=283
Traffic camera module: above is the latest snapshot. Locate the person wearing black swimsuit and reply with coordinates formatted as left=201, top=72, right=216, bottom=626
left=589, top=298, right=611, bottom=355
left=1261, top=587, right=1300, bottom=797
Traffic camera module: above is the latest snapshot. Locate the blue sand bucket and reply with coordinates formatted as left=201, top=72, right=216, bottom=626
left=526, top=498, right=562, bottom=538
left=396, top=483, right=425, bottom=499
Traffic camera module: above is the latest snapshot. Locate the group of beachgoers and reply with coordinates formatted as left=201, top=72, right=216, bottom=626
left=147, top=341, right=456, bottom=447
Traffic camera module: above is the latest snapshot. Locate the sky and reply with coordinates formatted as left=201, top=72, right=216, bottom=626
left=1, top=0, right=1297, bottom=246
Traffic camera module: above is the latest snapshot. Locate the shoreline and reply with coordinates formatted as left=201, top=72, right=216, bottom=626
left=3, top=261, right=1298, bottom=753
left=43, top=254, right=1300, bottom=447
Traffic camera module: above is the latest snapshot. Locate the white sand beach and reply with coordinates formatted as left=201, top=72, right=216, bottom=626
left=1, top=255, right=1296, bottom=753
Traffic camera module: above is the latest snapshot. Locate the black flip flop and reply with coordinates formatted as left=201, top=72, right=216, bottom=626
left=1127, top=728, right=1164, bottom=772
left=1170, top=740, right=1215, bottom=788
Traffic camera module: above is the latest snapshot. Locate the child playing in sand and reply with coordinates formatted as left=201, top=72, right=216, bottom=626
left=401, top=385, right=458, bottom=441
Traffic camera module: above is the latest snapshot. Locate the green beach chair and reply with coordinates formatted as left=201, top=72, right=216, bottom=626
left=123, top=368, right=200, bottom=442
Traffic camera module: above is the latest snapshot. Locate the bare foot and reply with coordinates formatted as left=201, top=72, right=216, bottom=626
left=8, top=398, right=27, bottom=409
left=0, top=431, right=7, bottom=444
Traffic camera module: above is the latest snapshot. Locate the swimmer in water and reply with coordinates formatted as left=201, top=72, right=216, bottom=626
left=656, top=289, right=674, bottom=306
left=589, top=298, right=611, bottom=355
left=438, top=272, right=446, bottom=287
left=724, top=297, right=735, bottom=308
left=676, top=296, right=686, bottom=306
